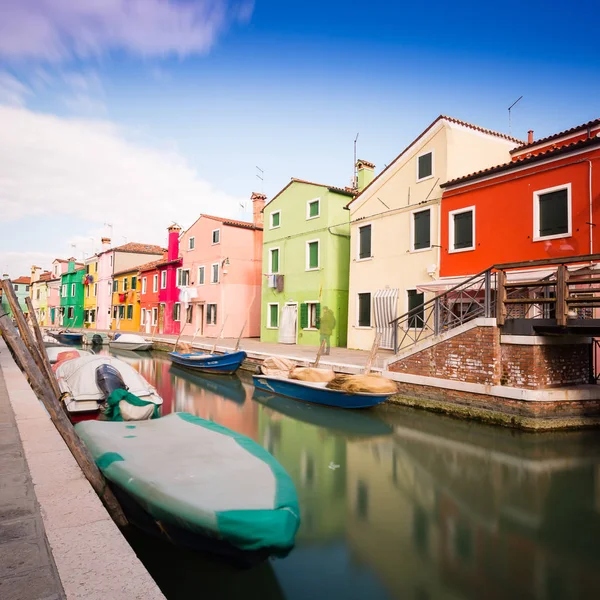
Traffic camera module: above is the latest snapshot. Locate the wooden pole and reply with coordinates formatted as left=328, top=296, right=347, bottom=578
left=556, top=265, right=568, bottom=327
left=233, top=320, right=247, bottom=352
left=210, top=317, right=228, bottom=355
left=496, top=270, right=507, bottom=326
left=364, top=332, right=381, bottom=375
left=0, top=312, right=128, bottom=527
left=313, top=339, right=326, bottom=367
left=24, top=296, right=61, bottom=399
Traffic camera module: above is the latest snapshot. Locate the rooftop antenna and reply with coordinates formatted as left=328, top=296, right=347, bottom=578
left=508, top=95, right=523, bottom=136
left=353, top=132, right=359, bottom=188
left=103, top=222, right=113, bottom=240
left=255, top=166, right=264, bottom=193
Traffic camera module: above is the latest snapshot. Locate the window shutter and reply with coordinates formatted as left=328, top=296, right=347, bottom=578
left=413, top=210, right=431, bottom=250
left=359, top=225, right=371, bottom=259
left=300, top=303, right=308, bottom=329
left=271, top=249, right=279, bottom=273
left=309, top=242, right=319, bottom=268
left=539, top=189, right=568, bottom=236
left=418, top=152, right=433, bottom=179
left=315, top=303, right=321, bottom=329
left=213, top=304, right=217, bottom=325
left=454, top=211, right=473, bottom=249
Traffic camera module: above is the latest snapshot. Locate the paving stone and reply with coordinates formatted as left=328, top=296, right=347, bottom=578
left=0, top=472, right=28, bottom=489
left=0, top=488, right=36, bottom=522
left=0, top=454, right=26, bottom=475
left=0, top=517, right=37, bottom=544
left=0, top=566, right=63, bottom=600
left=0, top=538, right=49, bottom=578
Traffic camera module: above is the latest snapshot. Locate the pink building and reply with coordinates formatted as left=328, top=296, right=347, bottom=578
left=178, top=193, right=265, bottom=339
left=155, top=225, right=182, bottom=335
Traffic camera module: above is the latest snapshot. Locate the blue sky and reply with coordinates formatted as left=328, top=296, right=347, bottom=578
left=1, top=0, right=599, bottom=276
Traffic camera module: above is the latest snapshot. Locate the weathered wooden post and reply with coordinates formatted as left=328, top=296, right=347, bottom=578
left=233, top=321, right=247, bottom=352
left=0, top=310, right=128, bottom=527
left=364, top=332, right=382, bottom=375
left=313, top=339, right=327, bottom=367
left=556, top=265, right=568, bottom=327
left=496, top=270, right=507, bottom=326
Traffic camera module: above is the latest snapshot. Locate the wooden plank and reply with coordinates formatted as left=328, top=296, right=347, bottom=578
left=313, top=339, right=326, bottom=367
left=364, top=332, right=381, bottom=375
left=494, top=253, right=600, bottom=271
left=234, top=320, right=247, bottom=352
left=503, top=280, right=556, bottom=289
left=504, top=298, right=556, bottom=304
left=567, top=277, right=600, bottom=285
left=496, top=270, right=507, bottom=326
left=556, top=265, right=568, bottom=327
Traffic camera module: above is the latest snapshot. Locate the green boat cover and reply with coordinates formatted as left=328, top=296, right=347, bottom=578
left=75, top=413, right=300, bottom=552
left=102, top=389, right=161, bottom=422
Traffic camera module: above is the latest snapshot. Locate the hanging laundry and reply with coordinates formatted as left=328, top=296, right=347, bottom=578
left=276, top=274, right=285, bottom=293
left=119, top=293, right=126, bottom=303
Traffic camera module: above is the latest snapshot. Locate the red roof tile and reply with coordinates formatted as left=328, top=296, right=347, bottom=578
left=510, top=118, right=600, bottom=154
left=137, top=253, right=169, bottom=273
left=111, top=242, right=166, bottom=255
left=199, top=214, right=263, bottom=231
left=13, top=276, right=31, bottom=284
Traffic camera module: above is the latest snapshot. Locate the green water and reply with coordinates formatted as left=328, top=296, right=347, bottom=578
left=106, top=349, right=600, bottom=600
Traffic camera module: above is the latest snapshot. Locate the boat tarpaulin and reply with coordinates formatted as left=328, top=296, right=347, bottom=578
left=374, top=288, right=399, bottom=349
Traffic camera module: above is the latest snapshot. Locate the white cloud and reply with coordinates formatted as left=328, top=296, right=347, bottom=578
left=0, top=71, right=31, bottom=106
left=0, top=251, right=56, bottom=281
left=0, top=0, right=254, bottom=61
left=0, top=105, right=249, bottom=270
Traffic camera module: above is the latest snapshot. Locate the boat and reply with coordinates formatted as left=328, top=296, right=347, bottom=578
left=170, top=365, right=247, bottom=404
left=252, top=374, right=394, bottom=409
left=45, top=345, right=92, bottom=365
left=109, top=333, right=153, bottom=351
left=82, top=331, right=109, bottom=346
left=50, top=330, right=84, bottom=345
left=55, top=354, right=163, bottom=422
left=75, top=413, right=301, bottom=564
left=169, top=350, right=247, bottom=375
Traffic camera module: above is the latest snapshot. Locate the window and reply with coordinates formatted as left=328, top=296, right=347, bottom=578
left=12, top=284, right=18, bottom=292
left=301, top=302, right=320, bottom=329
left=188, top=236, right=195, bottom=250
left=160, top=271, right=167, bottom=289
left=25, top=285, right=30, bottom=292
left=141, top=278, right=147, bottom=294
left=211, top=263, right=219, bottom=284
left=412, top=208, right=431, bottom=251
left=177, top=268, right=190, bottom=286
left=173, top=303, right=181, bottom=322
left=112, top=306, right=117, bottom=319
left=152, top=307, right=158, bottom=325
left=198, top=266, right=205, bottom=285
left=270, top=211, right=281, bottom=229
left=407, top=289, right=425, bottom=329
left=307, top=199, right=320, bottom=219
left=131, top=276, right=137, bottom=290
left=534, top=184, right=571, bottom=240
left=357, top=293, right=372, bottom=327
left=417, top=150, right=433, bottom=181
left=61, top=285, right=66, bottom=297
left=113, top=280, right=118, bottom=292
left=86, top=285, right=90, bottom=298
left=93, top=283, right=97, bottom=297
left=186, top=304, right=193, bottom=324
left=90, top=309, right=95, bottom=323
left=153, top=274, right=158, bottom=292
left=84, top=309, right=89, bottom=323
left=207, top=303, right=217, bottom=325
left=267, top=303, right=279, bottom=328
left=306, top=240, right=320, bottom=270
left=67, top=306, right=74, bottom=319
left=212, top=229, right=220, bottom=244
left=71, top=283, right=75, bottom=296
left=86, top=265, right=90, bottom=274
left=118, top=305, right=125, bottom=320
left=36, top=289, right=40, bottom=300
left=269, top=248, right=280, bottom=274
left=449, top=207, right=475, bottom=252
left=126, top=305, right=133, bottom=319
left=123, top=278, right=128, bottom=292
left=141, top=308, right=146, bottom=325
left=358, top=224, right=372, bottom=260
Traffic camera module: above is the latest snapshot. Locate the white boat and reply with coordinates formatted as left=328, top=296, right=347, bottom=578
left=109, top=333, right=153, bottom=351
left=55, top=355, right=162, bottom=419
left=45, top=345, right=92, bottom=364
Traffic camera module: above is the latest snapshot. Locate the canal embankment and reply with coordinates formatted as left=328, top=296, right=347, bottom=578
left=0, top=338, right=165, bottom=600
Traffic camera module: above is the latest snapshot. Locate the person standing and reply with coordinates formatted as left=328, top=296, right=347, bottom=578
left=319, top=306, right=336, bottom=355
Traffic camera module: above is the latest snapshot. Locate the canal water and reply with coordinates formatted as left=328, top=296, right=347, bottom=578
left=101, top=348, right=600, bottom=599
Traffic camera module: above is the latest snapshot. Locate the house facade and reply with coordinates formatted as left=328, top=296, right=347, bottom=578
left=1, top=276, right=31, bottom=318
left=83, top=255, right=98, bottom=327
left=138, top=256, right=166, bottom=334
left=111, top=267, right=141, bottom=331
left=178, top=195, right=264, bottom=339
left=59, top=261, right=85, bottom=328
left=30, top=266, right=52, bottom=325
left=261, top=179, right=353, bottom=348
left=346, top=116, right=522, bottom=351
left=440, top=118, right=600, bottom=277
left=47, top=259, right=71, bottom=326
left=156, top=225, right=182, bottom=336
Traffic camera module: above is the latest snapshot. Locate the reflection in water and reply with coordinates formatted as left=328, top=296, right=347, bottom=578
left=104, top=348, right=600, bottom=600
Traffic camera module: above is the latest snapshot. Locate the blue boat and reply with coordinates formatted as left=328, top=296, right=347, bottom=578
left=252, top=375, right=394, bottom=409
left=169, top=350, right=247, bottom=375
left=50, top=331, right=84, bottom=345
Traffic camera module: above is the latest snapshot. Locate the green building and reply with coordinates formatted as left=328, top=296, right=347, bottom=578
left=59, top=261, right=85, bottom=328
left=1, top=276, right=31, bottom=319
left=260, top=177, right=357, bottom=348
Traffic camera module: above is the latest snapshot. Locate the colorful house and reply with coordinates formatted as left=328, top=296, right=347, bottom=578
left=59, top=261, right=85, bottom=328
left=83, top=255, right=99, bottom=327
left=46, top=258, right=75, bottom=327
left=1, top=276, right=31, bottom=318
left=178, top=195, right=265, bottom=339
left=30, top=266, right=53, bottom=325
left=439, top=118, right=600, bottom=277
left=261, top=179, right=354, bottom=348
left=138, top=254, right=167, bottom=334
left=346, top=116, right=522, bottom=351
left=96, top=239, right=164, bottom=331
left=155, top=225, right=182, bottom=336
left=111, top=267, right=141, bottom=331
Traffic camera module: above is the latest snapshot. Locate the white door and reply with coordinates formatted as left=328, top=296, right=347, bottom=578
left=279, top=304, right=297, bottom=344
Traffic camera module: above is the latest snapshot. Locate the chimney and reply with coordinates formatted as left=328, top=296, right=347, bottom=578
left=167, top=224, right=181, bottom=261
left=356, top=159, right=375, bottom=192
left=101, top=237, right=111, bottom=252
left=251, top=192, right=267, bottom=227
left=30, top=265, right=42, bottom=283
left=528, top=130, right=534, bottom=144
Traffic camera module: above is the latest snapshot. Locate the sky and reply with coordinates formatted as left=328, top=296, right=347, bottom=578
left=1, top=0, right=599, bottom=277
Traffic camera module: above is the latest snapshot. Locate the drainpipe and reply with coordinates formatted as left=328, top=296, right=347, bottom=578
left=589, top=160, right=594, bottom=255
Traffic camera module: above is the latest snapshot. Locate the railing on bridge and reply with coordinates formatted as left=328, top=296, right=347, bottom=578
left=391, top=253, right=600, bottom=354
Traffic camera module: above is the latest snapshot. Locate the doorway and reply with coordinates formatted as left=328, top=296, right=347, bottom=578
left=196, top=302, right=205, bottom=337
left=158, top=303, right=165, bottom=334
left=279, top=303, right=298, bottom=344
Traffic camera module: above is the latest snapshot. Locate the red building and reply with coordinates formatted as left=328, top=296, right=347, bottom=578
left=439, top=118, right=600, bottom=277
left=138, top=254, right=166, bottom=334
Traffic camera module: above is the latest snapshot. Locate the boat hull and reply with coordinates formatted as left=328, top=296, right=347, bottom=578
left=109, top=342, right=153, bottom=351
left=169, top=350, right=247, bottom=374
left=252, top=375, right=392, bottom=409
left=52, top=333, right=84, bottom=345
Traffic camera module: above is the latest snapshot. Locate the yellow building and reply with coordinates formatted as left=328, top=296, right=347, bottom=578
left=111, top=267, right=141, bottom=331
left=83, top=255, right=98, bottom=327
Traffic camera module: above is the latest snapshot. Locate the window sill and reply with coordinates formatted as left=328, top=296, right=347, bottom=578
left=448, top=246, right=475, bottom=254
left=303, top=327, right=318, bottom=331
left=210, top=281, right=220, bottom=285
left=266, top=326, right=279, bottom=330
left=356, top=256, right=373, bottom=262
left=533, top=232, right=571, bottom=242
left=306, top=215, right=319, bottom=221
left=355, top=325, right=373, bottom=329
left=269, top=225, right=280, bottom=230
left=410, top=246, right=433, bottom=254
left=305, top=267, right=320, bottom=272
left=416, top=174, right=434, bottom=183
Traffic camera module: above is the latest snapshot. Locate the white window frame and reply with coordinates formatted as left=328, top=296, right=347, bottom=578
left=356, top=291, right=372, bottom=329
left=123, top=277, right=128, bottom=292
left=153, top=274, right=158, bottom=293
left=448, top=206, right=476, bottom=254
left=267, top=302, right=279, bottom=329
left=270, top=210, right=281, bottom=229
left=177, top=268, right=190, bottom=287
left=410, top=207, right=432, bottom=253
left=533, top=183, right=572, bottom=242
left=416, top=149, right=434, bottom=182
left=141, top=277, right=147, bottom=294
left=206, top=303, right=217, bottom=325
left=67, top=306, right=74, bottom=319
left=305, top=239, right=320, bottom=271
left=269, top=247, right=280, bottom=274
left=356, top=222, right=373, bottom=261
left=306, top=198, right=320, bottom=220
left=141, top=308, right=146, bottom=326
left=152, top=307, right=158, bottom=325
left=126, top=304, right=133, bottom=320
left=61, top=285, right=66, bottom=298
left=160, top=270, right=167, bottom=289
left=304, top=301, right=320, bottom=330
left=212, top=229, right=221, bottom=245
left=198, top=266, right=205, bottom=285
left=211, top=263, right=219, bottom=284
left=71, top=283, right=75, bottom=297
left=173, top=302, right=181, bottom=322
left=188, top=236, right=195, bottom=250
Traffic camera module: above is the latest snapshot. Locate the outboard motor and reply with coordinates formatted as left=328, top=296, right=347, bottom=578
left=91, top=334, right=103, bottom=346
left=95, top=364, right=128, bottom=401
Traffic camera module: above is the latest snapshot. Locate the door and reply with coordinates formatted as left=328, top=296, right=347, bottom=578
left=196, top=303, right=205, bottom=337
left=279, top=303, right=298, bottom=344
left=158, top=304, right=165, bottom=334
left=374, top=288, right=399, bottom=349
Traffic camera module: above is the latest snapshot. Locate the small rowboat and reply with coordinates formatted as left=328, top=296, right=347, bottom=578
left=75, top=413, right=300, bottom=564
left=50, top=330, right=84, bottom=345
left=252, top=375, right=394, bottom=409
left=169, top=350, right=246, bottom=375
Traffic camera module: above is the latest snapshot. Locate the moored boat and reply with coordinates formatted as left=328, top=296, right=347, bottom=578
left=82, top=331, right=109, bottom=346
left=169, top=350, right=246, bottom=375
left=75, top=413, right=300, bottom=564
left=50, top=330, right=84, bottom=345
left=46, top=345, right=92, bottom=365
left=109, top=333, right=153, bottom=351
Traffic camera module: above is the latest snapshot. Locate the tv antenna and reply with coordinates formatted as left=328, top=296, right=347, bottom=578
left=508, top=96, right=523, bottom=136
left=353, top=133, right=359, bottom=188
left=255, top=166, right=264, bottom=193
left=104, top=222, right=113, bottom=240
